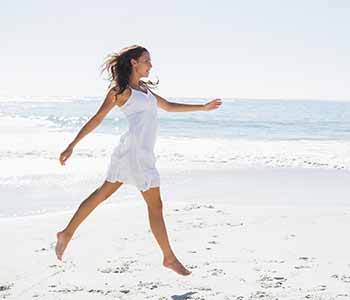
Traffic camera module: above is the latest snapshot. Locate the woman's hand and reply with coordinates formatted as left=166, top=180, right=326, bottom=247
left=59, top=146, right=74, bottom=166
left=203, top=99, right=222, bottom=111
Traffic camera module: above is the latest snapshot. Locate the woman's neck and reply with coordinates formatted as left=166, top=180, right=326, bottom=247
left=128, top=75, right=142, bottom=88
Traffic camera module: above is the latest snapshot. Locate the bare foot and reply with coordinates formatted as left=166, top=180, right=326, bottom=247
left=55, top=231, right=72, bottom=261
left=163, top=257, right=192, bottom=276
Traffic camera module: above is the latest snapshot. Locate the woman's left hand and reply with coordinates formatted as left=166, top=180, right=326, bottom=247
left=203, top=99, right=222, bottom=111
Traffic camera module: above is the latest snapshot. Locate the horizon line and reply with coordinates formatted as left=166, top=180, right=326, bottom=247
left=0, top=94, right=349, bottom=103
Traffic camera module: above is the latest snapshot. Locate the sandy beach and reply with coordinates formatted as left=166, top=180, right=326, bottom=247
left=1, top=168, right=350, bottom=300
left=2, top=0, right=350, bottom=298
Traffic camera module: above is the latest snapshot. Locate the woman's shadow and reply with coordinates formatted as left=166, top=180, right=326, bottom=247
left=171, top=291, right=197, bottom=300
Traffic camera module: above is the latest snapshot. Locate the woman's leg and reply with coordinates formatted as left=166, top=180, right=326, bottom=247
left=140, top=186, right=191, bottom=276
left=55, top=180, right=123, bottom=260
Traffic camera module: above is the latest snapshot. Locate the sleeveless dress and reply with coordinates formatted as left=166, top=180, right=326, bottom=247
left=105, top=84, right=160, bottom=192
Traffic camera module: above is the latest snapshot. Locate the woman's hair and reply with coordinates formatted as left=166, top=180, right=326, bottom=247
left=100, top=44, right=159, bottom=96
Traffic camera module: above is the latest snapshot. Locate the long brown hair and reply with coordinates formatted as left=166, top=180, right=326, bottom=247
left=100, top=44, right=159, bottom=96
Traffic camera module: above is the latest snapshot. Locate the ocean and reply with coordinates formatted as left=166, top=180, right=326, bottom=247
left=1, top=96, right=350, bottom=217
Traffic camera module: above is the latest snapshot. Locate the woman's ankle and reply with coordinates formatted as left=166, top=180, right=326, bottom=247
left=163, top=252, right=176, bottom=261
left=60, top=229, right=74, bottom=238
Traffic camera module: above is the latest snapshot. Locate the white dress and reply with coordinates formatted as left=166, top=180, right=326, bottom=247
left=105, top=84, right=160, bottom=192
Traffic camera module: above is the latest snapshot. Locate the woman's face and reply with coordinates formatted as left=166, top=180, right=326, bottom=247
left=132, top=51, right=152, bottom=77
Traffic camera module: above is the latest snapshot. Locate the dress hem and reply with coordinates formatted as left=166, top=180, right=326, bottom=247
left=105, top=176, right=160, bottom=192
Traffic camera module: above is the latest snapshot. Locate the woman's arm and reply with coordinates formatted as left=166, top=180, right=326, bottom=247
left=59, top=88, right=119, bottom=166
left=68, top=88, right=118, bottom=148
left=149, top=90, right=222, bottom=112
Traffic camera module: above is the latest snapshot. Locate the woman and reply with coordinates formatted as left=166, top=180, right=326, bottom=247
left=55, top=45, right=222, bottom=276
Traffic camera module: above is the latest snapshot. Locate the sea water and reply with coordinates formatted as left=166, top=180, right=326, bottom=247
left=1, top=96, right=350, bottom=216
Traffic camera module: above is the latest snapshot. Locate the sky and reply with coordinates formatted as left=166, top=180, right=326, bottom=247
left=1, top=0, right=350, bottom=100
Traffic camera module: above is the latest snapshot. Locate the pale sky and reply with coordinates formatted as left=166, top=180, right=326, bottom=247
left=1, top=0, right=350, bottom=100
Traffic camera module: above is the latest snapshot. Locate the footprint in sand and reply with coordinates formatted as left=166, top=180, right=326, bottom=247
left=48, top=285, right=83, bottom=294
left=335, top=293, right=350, bottom=299
left=294, top=256, right=315, bottom=269
left=341, top=275, right=350, bottom=283
left=298, top=256, right=316, bottom=261
left=225, top=222, right=244, bottom=227
left=208, top=268, right=225, bottom=276
left=0, top=283, right=13, bottom=298
left=183, top=204, right=201, bottom=211
left=87, top=289, right=111, bottom=295
left=332, top=274, right=350, bottom=283
left=136, top=280, right=171, bottom=291
left=183, top=204, right=216, bottom=211
left=49, top=286, right=117, bottom=296
left=98, top=259, right=137, bottom=274
left=285, top=233, right=296, bottom=240
left=185, top=264, right=198, bottom=270
left=249, top=291, right=269, bottom=298
left=316, top=285, right=327, bottom=291
left=119, top=288, right=130, bottom=294
left=259, top=274, right=287, bottom=288
left=34, top=247, right=48, bottom=252
left=193, top=223, right=207, bottom=229
left=265, top=259, right=285, bottom=264
left=304, top=285, right=328, bottom=297
left=294, top=265, right=312, bottom=269
left=193, top=287, right=211, bottom=292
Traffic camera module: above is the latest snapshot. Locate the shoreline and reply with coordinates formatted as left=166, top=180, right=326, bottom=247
left=1, top=166, right=350, bottom=219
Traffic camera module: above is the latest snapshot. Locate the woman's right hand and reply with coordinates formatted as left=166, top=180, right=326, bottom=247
left=59, top=146, right=73, bottom=166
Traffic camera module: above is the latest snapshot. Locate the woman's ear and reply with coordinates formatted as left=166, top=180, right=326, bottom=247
left=130, top=58, right=137, bottom=67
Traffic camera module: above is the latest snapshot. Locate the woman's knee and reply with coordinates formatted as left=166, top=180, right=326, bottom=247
left=142, top=189, right=163, bottom=210
left=148, top=198, right=163, bottom=211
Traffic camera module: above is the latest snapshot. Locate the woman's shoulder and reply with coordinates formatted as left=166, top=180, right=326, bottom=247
left=108, top=86, right=132, bottom=107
